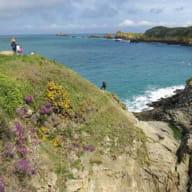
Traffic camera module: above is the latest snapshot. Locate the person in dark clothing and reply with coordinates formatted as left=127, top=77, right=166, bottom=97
left=10, top=38, right=17, bottom=54
left=101, top=81, right=107, bottom=90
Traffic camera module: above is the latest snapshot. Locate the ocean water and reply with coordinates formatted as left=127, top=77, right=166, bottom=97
left=0, top=34, right=192, bottom=111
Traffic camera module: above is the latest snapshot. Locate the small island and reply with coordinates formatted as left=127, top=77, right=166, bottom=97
left=56, top=32, right=68, bottom=36
left=88, top=35, right=102, bottom=39
left=104, top=33, right=115, bottom=39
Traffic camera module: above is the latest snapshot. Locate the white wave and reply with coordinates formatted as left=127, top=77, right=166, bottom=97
left=125, top=85, right=185, bottom=112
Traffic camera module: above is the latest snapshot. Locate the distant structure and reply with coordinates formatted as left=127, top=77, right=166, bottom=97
left=56, top=33, right=68, bottom=36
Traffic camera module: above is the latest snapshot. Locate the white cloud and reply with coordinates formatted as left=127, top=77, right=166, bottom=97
left=0, top=0, right=64, bottom=10
left=119, top=19, right=156, bottom=27
left=119, top=19, right=135, bottom=26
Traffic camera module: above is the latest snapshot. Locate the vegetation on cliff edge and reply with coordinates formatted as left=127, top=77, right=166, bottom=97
left=0, top=54, right=147, bottom=191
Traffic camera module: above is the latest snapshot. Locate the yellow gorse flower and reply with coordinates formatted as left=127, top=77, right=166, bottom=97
left=51, top=138, right=59, bottom=146
left=42, top=135, right=47, bottom=141
left=46, top=81, right=71, bottom=113
left=40, top=126, right=46, bottom=133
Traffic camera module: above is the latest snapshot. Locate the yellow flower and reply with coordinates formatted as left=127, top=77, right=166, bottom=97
left=51, top=138, right=59, bottom=146
left=46, top=81, right=71, bottom=114
left=42, top=135, right=47, bottom=141
left=40, top=126, right=46, bottom=133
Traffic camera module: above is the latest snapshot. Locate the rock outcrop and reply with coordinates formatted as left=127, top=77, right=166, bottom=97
left=136, top=78, right=192, bottom=191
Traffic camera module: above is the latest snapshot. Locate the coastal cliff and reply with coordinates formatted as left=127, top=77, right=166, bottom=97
left=0, top=54, right=190, bottom=191
left=113, top=26, right=192, bottom=46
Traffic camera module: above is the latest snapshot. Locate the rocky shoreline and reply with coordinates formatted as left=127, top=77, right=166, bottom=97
left=130, top=39, right=192, bottom=46
left=135, top=77, right=192, bottom=191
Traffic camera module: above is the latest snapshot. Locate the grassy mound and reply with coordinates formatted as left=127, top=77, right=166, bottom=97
left=0, top=54, right=147, bottom=191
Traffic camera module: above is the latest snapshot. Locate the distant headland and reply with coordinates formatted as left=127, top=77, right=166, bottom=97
left=89, top=26, right=192, bottom=46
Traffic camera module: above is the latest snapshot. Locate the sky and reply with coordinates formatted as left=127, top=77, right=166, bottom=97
left=0, top=0, right=192, bottom=34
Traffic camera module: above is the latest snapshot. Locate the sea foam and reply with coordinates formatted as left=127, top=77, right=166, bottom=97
left=125, top=85, right=185, bottom=112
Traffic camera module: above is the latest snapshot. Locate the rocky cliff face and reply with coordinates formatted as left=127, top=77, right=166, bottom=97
left=66, top=116, right=189, bottom=192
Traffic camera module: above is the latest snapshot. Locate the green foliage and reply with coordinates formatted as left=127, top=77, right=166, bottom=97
left=144, top=26, right=192, bottom=42
left=71, top=159, right=81, bottom=170
left=0, top=112, right=10, bottom=139
left=120, top=103, right=127, bottom=110
left=62, top=128, right=73, bottom=137
left=65, top=173, right=75, bottom=179
left=0, top=72, right=24, bottom=118
left=168, top=123, right=182, bottom=140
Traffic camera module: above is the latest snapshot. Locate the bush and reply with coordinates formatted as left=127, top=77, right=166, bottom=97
left=46, top=81, right=71, bottom=115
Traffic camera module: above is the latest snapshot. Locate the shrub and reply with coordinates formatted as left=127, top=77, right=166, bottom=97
left=46, top=81, right=71, bottom=115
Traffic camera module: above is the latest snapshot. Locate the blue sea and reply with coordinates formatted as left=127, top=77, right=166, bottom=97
left=1, top=34, right=192, bottom=111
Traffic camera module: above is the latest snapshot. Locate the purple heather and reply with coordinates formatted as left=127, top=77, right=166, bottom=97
left=40, top=105, right=51, bottom=115
left=0, top=177, right=5, bottom=192
left=24, top=95, right=34, bottom=103
left=83, top=145, right=95, bottom=152
left=14, top=159, right=30, bottom=175
left=45, top=101, right=52, bottom=108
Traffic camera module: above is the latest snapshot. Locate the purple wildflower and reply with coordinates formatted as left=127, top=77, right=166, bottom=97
left=0, top=177, right=5, bottom=192
left=3, top=142, right=15, bottom=158
left=32, top=139, right=39, bottom=146
left=40, top=105, right=51, bottom=115
left=17, top=146, right=28, bottom=156
left=45, top=101, right=52, bottom=108
left=0, top=186, right=4, bottom=192
left=15, top=108, right=26, bottom=118
left=14, top=159, right=30, bottom=175
left=14, top=121, right=24, bottom=137
left=83, top=145, right=95, bottom=152
left=16, top=108, right=23, bottom=115
left=24, top=95, right=34, bottom=103
left=30, top=127, right=36, bottom=134
left=73, top=143, right=81, bottom=148
left=13, top=121, right=26, bottom=144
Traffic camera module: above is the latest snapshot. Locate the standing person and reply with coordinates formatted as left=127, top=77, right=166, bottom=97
left=10, top=38, right=17, bottom=54
left=101, top=81, right=107, bottom=90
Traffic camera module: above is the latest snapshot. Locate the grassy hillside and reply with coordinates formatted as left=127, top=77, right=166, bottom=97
left=0, top=54, right=147, bottom=191
left=144, top=26, right=192, bottom=39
